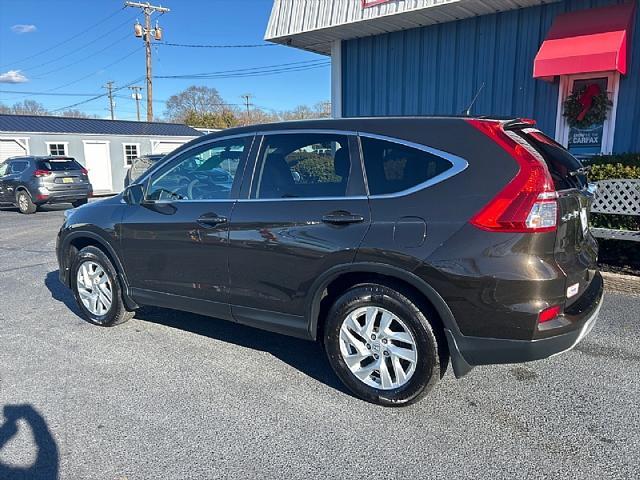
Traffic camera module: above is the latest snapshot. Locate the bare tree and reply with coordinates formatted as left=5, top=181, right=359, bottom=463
left=11, top=99, right=49, bottom=115
left=60, top=109, right=95, bottom=118
left=166, top=86, right=234, bottom=121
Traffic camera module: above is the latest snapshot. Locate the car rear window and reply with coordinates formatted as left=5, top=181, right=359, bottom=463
left=37, top=159, right=83, bottom=172
left=516, top=129, right=587, bottom=190
left=360, top=136, right=453, bottom=195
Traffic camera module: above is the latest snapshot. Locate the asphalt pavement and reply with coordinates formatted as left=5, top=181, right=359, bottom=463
left=0, top=203, right=639, bottom=479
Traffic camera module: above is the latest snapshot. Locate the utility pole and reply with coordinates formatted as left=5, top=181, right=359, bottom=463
left=241, top=94, right=253, bottom=125
left=129, top=86, right=143, bottom=121
left=104, top=81, right=115, bottom=120
left=125, top=1, right=170, bottom=121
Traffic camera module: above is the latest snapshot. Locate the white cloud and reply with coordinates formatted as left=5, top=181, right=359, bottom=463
left=0, top=70, right=29, bottom=83
left=11, top=24, right=37, bottom=34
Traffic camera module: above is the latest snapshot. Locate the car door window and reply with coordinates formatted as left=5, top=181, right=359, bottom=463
left=253, top=133, right=352, bottom=199
left=9, top=161, right=29, bottom=174
left=0, top=163, right=8, bottom=176
left=146, top=137, right=250, bottom=201
left=360, top=136, right=454, bottom=195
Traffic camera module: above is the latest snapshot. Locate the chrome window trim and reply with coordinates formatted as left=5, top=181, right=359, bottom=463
left=239, top=129, right=468, bottom=202
left=357, top=132, right=469, bottom=199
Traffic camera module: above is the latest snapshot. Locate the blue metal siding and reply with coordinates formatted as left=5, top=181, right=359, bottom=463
left=342, top=0, right=639, bottom=153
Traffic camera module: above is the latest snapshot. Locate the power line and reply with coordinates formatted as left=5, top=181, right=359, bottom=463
left=155, top=59, right=330, bottom=79
left=30, top=32, right=132, bottom=78
left=23, top=16, right=137, bottom=74
left=0, top=90, right=104, bottom=97
left=158, top=42, right=277, bottom=48
left=50, top=77, right=144, bottom=112
left=0, top=7, right=127, bottom=69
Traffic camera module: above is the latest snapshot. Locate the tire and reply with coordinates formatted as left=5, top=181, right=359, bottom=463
left=72, top=198, right=88, bottom=208
left=70, top=246, right=134, bottom=327
left=16, top=190, right=36, bottom=214
left=324, top=283, right=440, bottom=407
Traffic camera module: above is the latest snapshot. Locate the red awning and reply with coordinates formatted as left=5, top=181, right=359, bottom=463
left=533, top=3, right=636, bottom=79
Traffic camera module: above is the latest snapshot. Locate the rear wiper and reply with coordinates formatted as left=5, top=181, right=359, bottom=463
left=569, top=166, right=591, bottom=177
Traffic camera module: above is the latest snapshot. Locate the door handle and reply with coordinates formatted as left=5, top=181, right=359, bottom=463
left=197, top=213, right=228, bottom=228
left=321, top=211, right=365, bottom=225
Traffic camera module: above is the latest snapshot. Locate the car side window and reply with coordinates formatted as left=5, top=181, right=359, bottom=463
left=145, top=137, right=250, bottom=202
left=253, top=133, right=352, bottom=199
left=9, top=161, right=29, bottom=174
left=360, top=136, right=453, bottom=195
left=0, top=163, right=8, bottom=176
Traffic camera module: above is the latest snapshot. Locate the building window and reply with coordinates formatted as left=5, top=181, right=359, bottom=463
left=123, top=144, right=140, bottom=167
left=48, top=143, right=66, bottom=156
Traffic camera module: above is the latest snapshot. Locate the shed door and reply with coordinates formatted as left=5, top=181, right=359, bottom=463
left=0, top=139, right=27, bottom=162
left=83, top=141, right=113, bottom=193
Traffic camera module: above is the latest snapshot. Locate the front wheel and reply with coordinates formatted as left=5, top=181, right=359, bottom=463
left=324, top=283, right=441, bottom=406
left=16, top=191, right=36, bottom=214
left=70, top=246, right=134, bottom=326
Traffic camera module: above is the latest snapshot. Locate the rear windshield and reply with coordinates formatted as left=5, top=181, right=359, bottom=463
left=37, top=159, right=83, bottom=172
left=516, top=129, right=587, bottom=190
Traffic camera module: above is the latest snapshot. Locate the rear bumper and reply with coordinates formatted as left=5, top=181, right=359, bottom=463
left=38, top=189, right=91, bottom=204
left=446, top=271, right=604, bottom=376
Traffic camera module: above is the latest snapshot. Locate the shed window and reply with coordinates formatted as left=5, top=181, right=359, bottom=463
left=124, top=144, right=139, bottom=166
left=48, top=143, right=66, bottom=156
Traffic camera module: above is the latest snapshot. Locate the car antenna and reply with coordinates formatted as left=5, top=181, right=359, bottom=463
left=463, top=82, right=485, bottom=116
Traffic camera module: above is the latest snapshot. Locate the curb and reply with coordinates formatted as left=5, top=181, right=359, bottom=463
left=601, top=271, right=640, bottom=296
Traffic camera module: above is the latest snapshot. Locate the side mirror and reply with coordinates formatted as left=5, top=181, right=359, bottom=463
left=123, top=184, right=145, bottom=205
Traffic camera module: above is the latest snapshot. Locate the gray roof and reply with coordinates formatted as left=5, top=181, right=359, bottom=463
left=0, top=114, right=202, bottom=137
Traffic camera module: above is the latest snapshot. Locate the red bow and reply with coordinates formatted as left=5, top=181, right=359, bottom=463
left=577, top=84, right=601, bottom=122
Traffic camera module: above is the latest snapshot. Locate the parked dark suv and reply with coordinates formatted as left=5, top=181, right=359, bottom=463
left=56, top=117, right=603, bottom=406
left=0, top=156, right=92, bottom=214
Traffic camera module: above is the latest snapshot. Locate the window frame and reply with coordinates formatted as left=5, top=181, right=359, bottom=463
left=122, top=143, right=140, bottom=168
left=240, top=129, right=467, bottom=201
left=141, top=134, right=255, bottom=204
left=245, top=131, right=366, bottom=201
left=46, top=142, right=68, bottom=157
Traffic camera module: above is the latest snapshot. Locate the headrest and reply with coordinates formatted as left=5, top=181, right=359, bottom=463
left=334, top=148, right=350, bottom=179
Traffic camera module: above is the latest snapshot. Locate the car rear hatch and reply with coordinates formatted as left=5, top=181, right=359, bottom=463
left=509, top=125, right=599, bottom=309
left=37, top=158, right=90, bottom=191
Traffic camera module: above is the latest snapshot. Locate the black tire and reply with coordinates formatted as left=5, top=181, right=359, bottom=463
left=324, top=283, right=440, bottom=407
left=72, top=198, right=88, bottom=208
left=16, top=190, right=36, bottom=214
left=70, top=246, right=134, bottom=327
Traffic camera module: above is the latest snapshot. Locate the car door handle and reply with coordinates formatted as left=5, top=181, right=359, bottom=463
left=197, top=213, right=228, bottom=228
left=321, top=211, right=365, bottom=225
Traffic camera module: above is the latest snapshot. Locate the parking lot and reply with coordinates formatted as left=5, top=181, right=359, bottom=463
left=0, top=203, right=639, bottom=480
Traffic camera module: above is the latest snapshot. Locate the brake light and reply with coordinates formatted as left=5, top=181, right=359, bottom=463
left=466, top=119, right=557, bottom=233
left=34, top=169, right=52, bottom=177
left=539, top=305, right=562, bottom=323
left=80, top=167, right=88, bottom=175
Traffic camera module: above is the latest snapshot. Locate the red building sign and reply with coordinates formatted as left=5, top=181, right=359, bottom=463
left=362, top=0, right=391, bottom=7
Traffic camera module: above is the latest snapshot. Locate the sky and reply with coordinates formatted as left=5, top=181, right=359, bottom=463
left=0, top=0, right=331, bottom=120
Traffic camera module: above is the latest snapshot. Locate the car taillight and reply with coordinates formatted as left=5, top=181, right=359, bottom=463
left=34, top=169, right=52, bottom=177
left=539, top=305, right=562, bottom=323
left=81, top=167, right=88, bottom=175
left=466, top=119, right=557, bottom=233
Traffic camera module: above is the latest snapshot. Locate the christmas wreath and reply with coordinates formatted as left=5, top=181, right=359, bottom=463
left=563, top=83, right=612, bottom=129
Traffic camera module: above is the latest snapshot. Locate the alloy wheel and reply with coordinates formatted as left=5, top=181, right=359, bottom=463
left=76, top=261, right=113, bottom=316
left=339, top=306, right=417, bottom=390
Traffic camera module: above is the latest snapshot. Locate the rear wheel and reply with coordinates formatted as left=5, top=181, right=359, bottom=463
left=16, top=191, right=36, bottom=214
left=71, top=246, right=134, bottom=326
left=324, top=283, right=440, bottom=406
left=72, top=198, right=88, bottom=208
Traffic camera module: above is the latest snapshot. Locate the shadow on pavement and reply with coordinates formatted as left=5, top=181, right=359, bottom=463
left=44, top=270, right=83, bottom=319
left=0, top=404, right=59, bottom=480
left=44, top=270, right=348, bottom=396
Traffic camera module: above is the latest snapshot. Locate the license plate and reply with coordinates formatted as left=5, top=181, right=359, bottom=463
left=62, top=177, right=73, bottom=184
left=580, top=208, right=588, bottom=232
